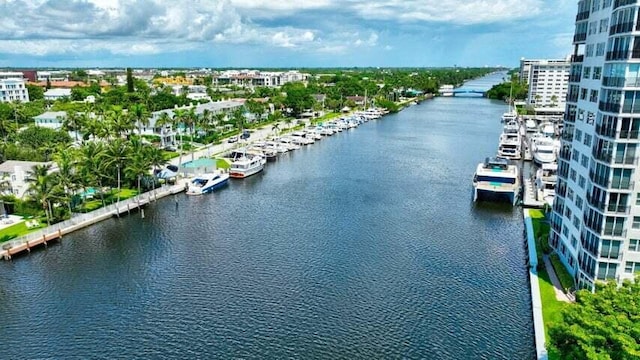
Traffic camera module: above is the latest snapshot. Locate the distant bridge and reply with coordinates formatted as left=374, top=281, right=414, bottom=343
left=451, top=88, right=488, bottom=97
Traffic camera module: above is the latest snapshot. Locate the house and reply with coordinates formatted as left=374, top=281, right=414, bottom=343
left=0, top=161, right=54, bottom=199
left=34, top=111, right=66, bottom=130
left=0, top=73, right=29, bottom=103
left=44, top=88, right=72, bottom=101
left=346, top=96, right=365, bottom=106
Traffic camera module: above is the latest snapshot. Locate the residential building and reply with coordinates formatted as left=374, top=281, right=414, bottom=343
left=550, top=0, right=640, bottom=291
left=214, top=70, right=309, bottom=87
left=34, top=111, right=66, bottom=130
left=0, top=161, right=54, bottom=199
left=0, top=72, right=29, bottom=103
left=520, top=58, right=570, bottom=109
left=43, top=88, right=72, bottom=101
left=145, top=100, right=245, bottom=147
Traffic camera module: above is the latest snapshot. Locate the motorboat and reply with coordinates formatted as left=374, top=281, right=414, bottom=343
left=186, top=171, right=229, bottom=195
left=501, top=110, right=517, bottom=123
left=525, top=119, right=537, bottom=133
left=473, top=157, right=520, bottom=206
left=497, top=120, right=522, bottom=160
left=277, top=137, right=301, bottom=150
left=229, top=155, right=266, bottom=179
left=264, top=141, right=289, bottom=153
left=532, top=136, right=557, bottom=165
left=535, top=163, right=557, bottom=207
left=540, top=122, right=556, bottom=138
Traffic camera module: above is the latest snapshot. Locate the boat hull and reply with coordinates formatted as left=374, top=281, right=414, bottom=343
left=229, top=165, right=264, bottom=179
left=186, top=175, right=229, bottom=195
left=473, top=187, right=518, bottom=206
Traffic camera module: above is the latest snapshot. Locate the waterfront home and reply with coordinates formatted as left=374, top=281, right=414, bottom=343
left=0, top=161, right=55, bottom=198
left=34, top=111, right=66, bottom=130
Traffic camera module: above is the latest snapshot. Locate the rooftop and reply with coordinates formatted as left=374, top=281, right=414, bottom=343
left=0, top=160, right=52, bottom=173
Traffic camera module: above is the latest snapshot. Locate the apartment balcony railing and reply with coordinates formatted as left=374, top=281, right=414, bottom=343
left=559, top=148, right=572, bottom=161
left=611, top=180, right=635, bottom=191
left=610, top=21, right=635, bottom=35
left=576, top=10, right=590, bottom=21
left=567, top=93, right=579, bottom=103
left=580, top=233, right=600, bottom=259
left=606, top=50, right=640, bottom=61
left=574, top=33, right=588, bottom=43
left=602, top=229, right=627, bottom=238
left=583, top=213, right=603, bottom=234
left=602, top=76, right=640, bottom=87
left=571, top=54, right=585, bottom=63
left=595, top=125, right=640, bottom=139
left=586, top=193, right=606, bottom=212
left=569, top=74, right=582, bottom=83
left=614, top=0, right=637, bottom=10
left=599, top=101, right=621, bottom=113
left=592, top=148, right=613, bottom=163
left=589, top=170, right=610, bottom=188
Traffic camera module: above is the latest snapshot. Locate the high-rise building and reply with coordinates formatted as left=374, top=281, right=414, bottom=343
left=519, top=58, right=570, bottom=109
left=550, top=0, right=640, bottom=291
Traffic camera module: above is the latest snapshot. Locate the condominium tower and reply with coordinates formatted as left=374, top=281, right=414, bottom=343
left=551, top=0, right=640, bottom=291
left=520, top=58, right=571, bottom=109
left=0, top=72, right=29, bottom=103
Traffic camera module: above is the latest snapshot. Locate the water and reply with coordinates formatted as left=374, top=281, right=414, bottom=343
left=0, top=73, right=535, bottom=359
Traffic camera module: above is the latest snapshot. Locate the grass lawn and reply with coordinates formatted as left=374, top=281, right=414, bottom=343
left=0, top=220, right=45, bottom=243
left=311, top=112, right=341, bottom=124
left=216, top=158, right=230, bottom=170
left=77, top=188, right=139, bottom=213
left=539, top=268, right=570, bottom=360
left=550, top=253, right=575, bottom=291
left=162, top=151, right=179, bottom=161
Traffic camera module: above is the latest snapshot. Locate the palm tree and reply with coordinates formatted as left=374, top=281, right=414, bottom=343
left=62, top=111, right=84, bottom=142
left=130, top=103, right=150, bottom=136
left=26, top=164, right=55, bottom=225
left=104, top=138, right=130, bottom=202
left=0, top=117, right=16, bottom=143
left=172, top=108, right=188, bottom=169
left=52, top=148, right=78, bottom=216
left=271, top=123, right=280, bottom=138
left=155, top=112, right=174, bottom=148
left=125, top=149, right=152, bottom=210
left=108, top=108, right=134, bottom=139
left=79, top=142, right=107, bottom=207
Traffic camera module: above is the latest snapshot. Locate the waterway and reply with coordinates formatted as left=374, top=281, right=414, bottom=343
left=0, top=72, right=535, bottom=359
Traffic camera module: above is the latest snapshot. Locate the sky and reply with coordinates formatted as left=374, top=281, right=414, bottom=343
left=0, top=0, right=579, bottom=68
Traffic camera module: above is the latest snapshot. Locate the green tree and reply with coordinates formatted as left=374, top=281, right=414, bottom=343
left=26, top=84, right=44, bottom=101
left=129, top=103, right=150, bottom=135
left=25, top=163, right=56, bottom=225
left=282, top=82, right=314, bottom=117
left=126, top=67, right=134, bottom=93
left=549, top=278, right=640, bottom=359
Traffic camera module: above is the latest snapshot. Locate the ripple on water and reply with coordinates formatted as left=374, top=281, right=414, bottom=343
left=0, top=73, right=534, bottom=359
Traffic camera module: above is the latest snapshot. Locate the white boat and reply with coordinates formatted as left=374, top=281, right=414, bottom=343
left=540, top=122, right=556, bottom=138
left=501, top=110, right=517, bottom=123
left=229, top=155, right=266, bottom=179
left=532, top=136, right=557, bottom=165
left=525, top=119, right=537, bottom=133
left=264, top=141, right=289, bottom=153
left=473, top=157, right=520, bottom=206
left=535, top=163, right=557, bottom=206
left=186, top=171, right=229, bottom=195
left=497, top=121, right=522, bottom=160
left=277, top=137, right=301, bottom=150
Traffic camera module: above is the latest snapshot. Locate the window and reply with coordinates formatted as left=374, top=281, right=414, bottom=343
left=629, top=239, right=640, bottom=252
left=578, top=176, right=586, bottom=189
left=575, top=129, right=583, bottom=142
left=599, top=19, right=609, bottom=33
left=570, top=168, right=577, bottom=181
left=584, top=134, right=592, bottom=147
left=634, top=216, right=640, bottom=229
left=636, top=193, right=640, bottom=205
left=603, top=0, right=611, bottom=7
left=625, top=261, right=640, bottom=273
left=573, top=149, right=580, bottom=159
left=575, top=196, right=584, bottom=210
left=571, top=235, right=578, bottom=248
left=581, top=88, right=588, bottom=100
left=581, top=154, right=589, bottom=168
left=590, top=90, right=599, bottom=103
left=597, top=262, right=618, bottom=280
left=596, top=43, right=606, bottom=57
left=601, top=240, right=621, bottom=259
left=586, top=44, right=595, bottom=57
left=583, top=67, right=591, bottom=79
left=573, top=216, right=581, bottom=230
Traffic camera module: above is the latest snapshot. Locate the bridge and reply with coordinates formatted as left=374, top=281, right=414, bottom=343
left=451, top=88, right=488, bottom=97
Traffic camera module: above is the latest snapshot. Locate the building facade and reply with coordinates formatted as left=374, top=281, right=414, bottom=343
left=522, top=59, right=571, bottom=108
left=0, top=72, right=29, bottom=103
left=551, top=0, right=640, bottom=291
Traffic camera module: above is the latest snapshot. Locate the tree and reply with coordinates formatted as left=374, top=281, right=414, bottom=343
left=25, top=164, right=56, bottom=225
left=549, top=278, right=640, bottom=359
left=126, top=67, right=134, bottom=93
left=282, top=82, right=314, bottom=117
left=129, top=103, right=149, bottom=136
left=27, top=84, right=44, bottom=101
left=52, top=148, right=78, bottom=215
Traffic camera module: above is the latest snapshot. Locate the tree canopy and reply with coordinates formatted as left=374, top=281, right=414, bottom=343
left=549, top=278, right=640, bottom=360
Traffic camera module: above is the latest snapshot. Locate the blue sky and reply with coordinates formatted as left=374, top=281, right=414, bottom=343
left=0, top=0, right=578, bottom=68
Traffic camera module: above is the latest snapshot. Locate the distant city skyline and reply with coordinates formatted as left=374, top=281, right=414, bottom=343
left=0, top=0, right=577, bottom=68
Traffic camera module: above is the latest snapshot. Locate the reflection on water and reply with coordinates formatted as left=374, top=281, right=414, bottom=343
left=0, top=72, right=534, bottom=359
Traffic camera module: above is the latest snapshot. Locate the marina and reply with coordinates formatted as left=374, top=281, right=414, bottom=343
left=0, top=72, right=536, bottom=359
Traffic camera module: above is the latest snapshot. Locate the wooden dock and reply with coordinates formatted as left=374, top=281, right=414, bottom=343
left=522, top=177, right=545, bottom=209
left=0, top=181, right=187, bottom=260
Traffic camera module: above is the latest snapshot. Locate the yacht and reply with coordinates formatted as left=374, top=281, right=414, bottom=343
left=229, top=155, right=266, bottom=179
left=532, top=136, right=557, bottom=165
left=186, top=171, right=229, bottom=195
left=525, top=119, right=537, bottom=133
left=540, top=122, right=556, bottom=138
left=535, top=163, right=558, bottom=207
left=501, top=110, right=517, bottom=123
left=473, top=157, right=520, bottom=206
left=497, top=121, right=522, bottom=160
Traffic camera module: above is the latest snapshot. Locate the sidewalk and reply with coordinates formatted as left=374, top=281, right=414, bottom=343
left=542, top=255, right=573, bottom=303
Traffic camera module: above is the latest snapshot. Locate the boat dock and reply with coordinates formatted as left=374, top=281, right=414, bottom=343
left=522, top=177, right=546, bottom=208
left=0, top=180, right=187, bottom=260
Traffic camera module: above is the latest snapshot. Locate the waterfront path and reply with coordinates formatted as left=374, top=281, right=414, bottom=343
left=543, top=255, right=572, bottom=303
left=0, top=180, right=187, bottom=260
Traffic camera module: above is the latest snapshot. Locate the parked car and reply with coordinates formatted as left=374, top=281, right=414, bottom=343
left=240, top=130, right=251, bottom=140
left=227, top=136, right=238, bottom=143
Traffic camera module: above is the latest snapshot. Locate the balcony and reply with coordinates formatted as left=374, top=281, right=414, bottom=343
left=567, top=93, right=579, bottom=103
left=606, top=50, right=640, bottom=61
left=592, top=148, right=613, bottom=163
left=583, top=213, right=603, bottom=234
left=559, top=148, right=572, bottom=161
left=595, top=125, right=640, bottom=140
left=599, top=101, right=621, bottom=113
left=589, top=170, right=610, bottom=188
left=571, top=54, right=584, bottom=63
left=580, top=233, right=599, bottom=259
left=614, top=0, right=637, bottom=9
left=569, top=74, right=582, bottom=83
left=561, top=130, right=575, bottom=141
left=610, top=22, right=634, bottom=35
left=576, top=11, right=590, bottom=21
left=595, top=124, right=616, bottom=138
left=610, top=180, right=635, bottom=191
left=586, top=193, right=606, bottom=212
left=573, top=33, right=587, bottom=43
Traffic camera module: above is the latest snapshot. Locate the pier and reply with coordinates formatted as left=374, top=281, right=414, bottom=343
left=0, top=180, right=187, bottom=260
